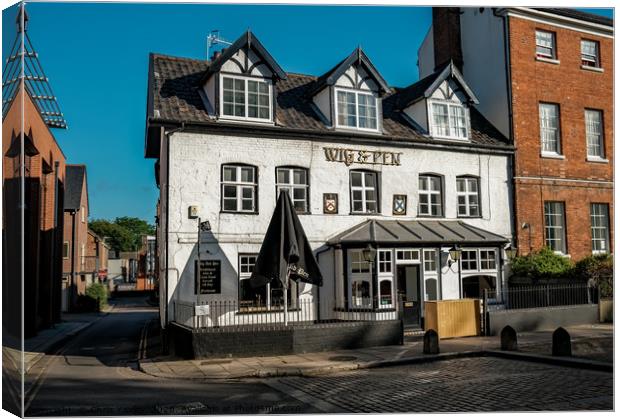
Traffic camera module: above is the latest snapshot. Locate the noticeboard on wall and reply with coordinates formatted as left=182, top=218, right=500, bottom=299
left=195, top=259, right=221, bottom=295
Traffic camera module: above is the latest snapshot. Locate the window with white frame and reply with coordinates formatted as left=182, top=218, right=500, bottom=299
left=396, top=249, right=420, bottom=263
left=590, top=203, right=610, bottom=254
left=456, top=177, right=480, bottom=217
left=544, top=201, right=567, bottom=254
left=479, top=249, right=497, bottom=270
left=336, top=89, right=378, bottom=131
left=585, top=109, right=604, bottom=158
left=276, top=167, right=309, bottom=213
left=539, top=103, right=561, bottom=154
left=581, top=40, right=600, bottom=68
left=238, top=254, right=266, bottom=308
left=221, top=164, right=257, bottom=213
left=461, top=249, right=478, bottom=271
left=350, top=171, right=379, bottom=213
left=350, top=250, right=371, bottom=273
left=430, top=102, right=468, bottom=139
left=352, top=280, right=371, bottom=307
left=63, top=241, right=70, bottom=259
left=378, top=250, right=392, bottom=273
left=423, top=249, right=437, bottom=272
left=221, top=76, right=272, bottom=121
left=419, top=175, right=443, bottom=216
left=536, top=30, right=556, bottom=59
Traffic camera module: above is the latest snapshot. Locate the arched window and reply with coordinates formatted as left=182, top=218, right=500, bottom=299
left=418, top=174, right=443, bottom=216
left=221, top=164, right=258, bottom=213
left=276, top=167, right=309, bottom=213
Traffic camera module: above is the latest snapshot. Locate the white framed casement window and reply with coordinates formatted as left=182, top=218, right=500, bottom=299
left=581, top=40, right=600, bottom=68
left=350, top=250, right=371, bottom=273
left=418, top=174, right=443, bottom=217
left=461, top=249, right=478, bottom=271
left=378, top=249, right=393, bottom=274
left=238, top=254, right=296, bottom=309
left=544, top=201, right=567, bottom=254
left=535, top=30, right=556, bottom=59
left=539, top=103, right=561, bottom=155
left=220, top=75, right=272, bottom=122
left=585, top=109, right=604, bottom=159
left=276, top=167, right=309, bottom=213
left=456, top=176, right=480, bottom=217
left=396, top=249, right=420, bottom=264
left=423, top=249, right=437, bottom=272
left=377, top=249, right=394, bottom=307
left=350, top=170, right=379, bottom=214
left=429, top=101, right=468, bottom=140
left=63, top=241, right=70, bottom=259
left=590, top=203, right=610, bottom=254
left=479, top=249, right=497, bottom=271
left=335, top=88, right=379, bottom=132
left=221, top=164, right=257, bottom=213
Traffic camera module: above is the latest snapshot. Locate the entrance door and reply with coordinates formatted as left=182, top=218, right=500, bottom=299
left=397, top=265, right=421, bottom=326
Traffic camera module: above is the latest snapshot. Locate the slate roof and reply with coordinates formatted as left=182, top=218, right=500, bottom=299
left=532, top=8, right=613, bottom=26
left=148, top=53, right=510, bottom=150
left=64, top=165, right=86, bottom=211
left=327, top=219, right=509, bottom=246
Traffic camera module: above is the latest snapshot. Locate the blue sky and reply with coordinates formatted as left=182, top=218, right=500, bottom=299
left=2, top=2, right=613, bottom=223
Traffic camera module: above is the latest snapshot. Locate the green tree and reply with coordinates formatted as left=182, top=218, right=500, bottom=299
left=114, top=217, right=155, bottom=250
left=89, top=217, right=154, bottom=252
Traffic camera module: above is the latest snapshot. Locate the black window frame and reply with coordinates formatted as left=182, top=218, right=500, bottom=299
left=275, top=166, right=311, bottom=214
left=349, top=169, right=380, bottom=215
left=220, top=163, right=259, bottom=214
left=456, top=175, right=481, bottom=218
left=418, top=173, right=444, bottom=217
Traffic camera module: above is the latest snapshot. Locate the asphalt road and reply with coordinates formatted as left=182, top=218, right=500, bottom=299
left=25, top=296, right=317, bottom=416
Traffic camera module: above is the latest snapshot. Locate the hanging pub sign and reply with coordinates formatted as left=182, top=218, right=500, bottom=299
left=195, top=259, right=221, bottom=294
left=324, top=147, right=402, bottom=167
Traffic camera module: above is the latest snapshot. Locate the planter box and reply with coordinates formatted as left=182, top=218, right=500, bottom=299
left=599, top=299, right=613, bottom=323
left=424, top=299, right=481, bottom=339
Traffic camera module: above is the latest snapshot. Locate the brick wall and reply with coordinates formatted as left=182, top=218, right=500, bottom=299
left=508, top=16, right=613, bottom=259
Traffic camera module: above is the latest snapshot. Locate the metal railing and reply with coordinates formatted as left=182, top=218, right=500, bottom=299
left=173, top=296, right=400, bottom=330
left=484, top=283, right=599, bottom=312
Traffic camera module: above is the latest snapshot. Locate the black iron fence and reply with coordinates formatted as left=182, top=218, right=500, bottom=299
left=174, top=296, right=400, bottom=329
left=484, top=283, right=599, bottom=312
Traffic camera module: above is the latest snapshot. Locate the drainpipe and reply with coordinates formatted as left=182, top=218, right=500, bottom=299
left=50, top=161, right=59, bottom=322
left=70, top=210, right=76, bottom=311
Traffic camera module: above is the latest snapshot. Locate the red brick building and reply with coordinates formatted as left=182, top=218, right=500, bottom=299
left=420, top=7, right=613, bottom=260
left=85, top=229, right=110, bottom=284
left=62, top=164, right=90, bottom=309
left=2, top=7, right=68, bottom=337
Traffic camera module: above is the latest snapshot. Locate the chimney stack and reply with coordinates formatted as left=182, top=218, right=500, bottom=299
left=432, top=7, right=463, bottom=71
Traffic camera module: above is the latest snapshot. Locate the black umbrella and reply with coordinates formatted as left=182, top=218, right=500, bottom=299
left=250, top=191, right=323, bottom=324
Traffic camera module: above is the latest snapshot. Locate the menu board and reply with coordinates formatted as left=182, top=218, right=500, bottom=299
left=195, top=259, right=221, bottom=295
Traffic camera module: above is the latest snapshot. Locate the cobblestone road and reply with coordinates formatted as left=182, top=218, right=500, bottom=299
left=276, top=357, right=613, bottom=412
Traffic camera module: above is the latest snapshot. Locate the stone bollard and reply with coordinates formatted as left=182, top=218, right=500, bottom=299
left=552, top=327, right=572, bottom=357
left=423, top=329, right=440, bottom=355
left=500, top=325, right=518, bottom=351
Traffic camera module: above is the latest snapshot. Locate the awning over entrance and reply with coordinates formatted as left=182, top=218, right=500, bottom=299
left=327, top=219, right=508, bottom=246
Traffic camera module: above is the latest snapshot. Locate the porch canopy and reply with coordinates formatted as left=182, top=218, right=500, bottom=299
left=327, top=219, right=508, bottom=246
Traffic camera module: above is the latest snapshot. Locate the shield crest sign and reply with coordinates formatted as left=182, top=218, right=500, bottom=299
left=393, top=194, right=407, bottom=215
left=323, top=193, right=338, bottom=214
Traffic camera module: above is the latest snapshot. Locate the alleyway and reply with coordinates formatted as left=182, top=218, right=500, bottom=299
left=24, top=296, right=315, bottom=416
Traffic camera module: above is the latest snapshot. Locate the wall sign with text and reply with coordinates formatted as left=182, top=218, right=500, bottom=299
left=324, top=147, right=402, bottom=167
left=195, top=259, right=221, bottom=294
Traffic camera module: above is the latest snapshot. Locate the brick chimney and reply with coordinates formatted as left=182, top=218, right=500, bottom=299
left=432, top=7, right=463, bottom=71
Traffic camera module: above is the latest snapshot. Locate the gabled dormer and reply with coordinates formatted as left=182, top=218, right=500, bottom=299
left=201, top=31, right=287, bottom=124
left=396, top=62, right=479, bottom=141
left=309, top=48, right=390, bottom=133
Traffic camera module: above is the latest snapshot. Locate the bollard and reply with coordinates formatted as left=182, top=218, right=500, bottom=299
left=500, top=325, right=518, bottom=351
left=552, top=327, right=572, bottom=357
left=423, top=329, right=440, bottom=355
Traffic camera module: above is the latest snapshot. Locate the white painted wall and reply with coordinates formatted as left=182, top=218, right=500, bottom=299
left=418, top=26, right=435, bottom=79
left=458, top=8, right=510, bottom=138
left=160, top=131, right=512, bottom=325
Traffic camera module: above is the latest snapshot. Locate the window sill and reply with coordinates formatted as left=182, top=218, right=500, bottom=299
left=587, top=157, right=609, bottom=164
left=417, top=214, right=445, bottom=218
left=581, top=65, right=604, bottom=73
left=536, top=56, right=560, bottom=65
left=218, top=117, right=275, bottom=125
left=457, top=215, right=482, bottom=219
left=220, top=210, right=259, bottom=215
left=350, top=212, right=380, bottom=216
left=540, top=153, right=565, bottom=160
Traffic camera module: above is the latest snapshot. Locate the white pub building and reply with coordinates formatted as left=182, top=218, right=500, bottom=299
left=144, top=31, right=513, bottom=333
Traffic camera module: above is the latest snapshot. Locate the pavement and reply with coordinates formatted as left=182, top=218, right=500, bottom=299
left=138, top=323, right=613, bottom=381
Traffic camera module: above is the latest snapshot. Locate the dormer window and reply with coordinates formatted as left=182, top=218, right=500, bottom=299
left=221, top=75, right=272, bottom=121
left=430, top=102, right=468, bottom=140
left=335, top=88, right=378, bottom=131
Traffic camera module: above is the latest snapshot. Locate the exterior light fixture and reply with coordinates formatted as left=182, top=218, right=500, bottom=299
left=504, top=243, right=517, bottom=261
left=448, top=244, right=461, bottom=267
left=362, top=243, right=377, bottom=264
